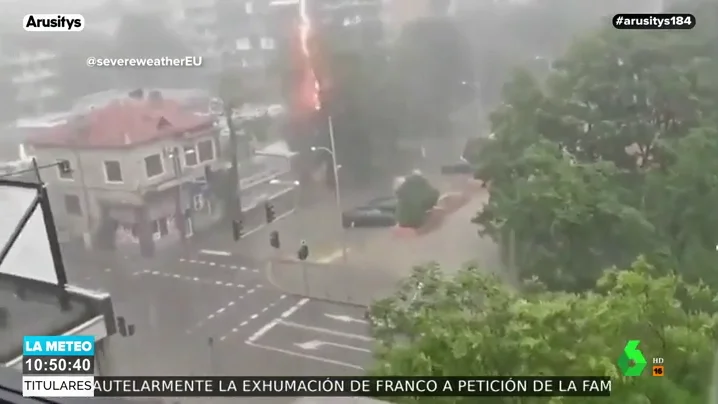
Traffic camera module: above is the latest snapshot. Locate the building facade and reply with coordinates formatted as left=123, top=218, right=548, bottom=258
left=25, top=89, right=224, bottom=257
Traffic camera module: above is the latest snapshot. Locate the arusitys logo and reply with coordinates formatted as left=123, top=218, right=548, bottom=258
left=23, top=14, right=84, bottom=32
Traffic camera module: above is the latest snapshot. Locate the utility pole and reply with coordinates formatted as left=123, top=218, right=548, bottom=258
left=224, top=102, right=243, bottom=232
left=73, top=148, right=94, bottom=249
left=170, top=147, right=186, bottom=241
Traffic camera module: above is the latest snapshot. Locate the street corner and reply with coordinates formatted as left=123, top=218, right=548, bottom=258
left=244, top=298, right=372, bottom=372
left=278, top=246, right=351, bottom=266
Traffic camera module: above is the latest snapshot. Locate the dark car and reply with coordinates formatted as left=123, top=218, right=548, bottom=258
left=342, top=207, right=396, bottom=228
left=365, top=196, right=398, bottom=213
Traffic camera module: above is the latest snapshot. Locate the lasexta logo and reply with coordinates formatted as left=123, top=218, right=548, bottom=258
left=617, top=340, right=648, bottom=376
left=23, top=14, right=84, bottom=32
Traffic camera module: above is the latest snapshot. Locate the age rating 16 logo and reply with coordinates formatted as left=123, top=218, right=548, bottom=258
left=617, top=340, right=664, bottom=376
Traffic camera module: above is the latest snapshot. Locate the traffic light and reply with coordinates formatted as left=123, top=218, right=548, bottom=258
left=297, top=240, right=309, bottom=261
left=232, top=219, right=243, bottom=241
left=265, top=202, right=276, bottom=223
left=270, top=230, right=280, bottom=249
left=116, top=316, right=135, bottom=337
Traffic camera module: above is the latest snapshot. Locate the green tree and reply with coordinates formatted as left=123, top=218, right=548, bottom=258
left=368, top=259, right=718, bottom=403
left=470, top=0, right=718, bottom=290
left=395, top=173, right=439, bottom=228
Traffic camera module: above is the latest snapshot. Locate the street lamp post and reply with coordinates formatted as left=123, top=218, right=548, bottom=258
left=311, top=124, right=347, bottom=264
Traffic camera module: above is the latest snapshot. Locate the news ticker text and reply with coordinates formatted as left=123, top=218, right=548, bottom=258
left=23, top=376, right=611, bottom=397
left=612, top=13, right=695, bottom=30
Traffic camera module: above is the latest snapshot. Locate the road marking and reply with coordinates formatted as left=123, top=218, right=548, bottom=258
left=280, top=295, right=286, bottom=299
left=217, top=308, right=225, bottom=314
left=225, top=282, right=233, bottom=287
left=209, top=262, right=216, bottom=266
left=251, top=314, right=258, bottom=320
left=208, top=314, right=215, bottom=320
left=173, top=274, right=180, bottom=279
left=104, top=268, right=111, bottom=272
left=193, top=277, right=200, bottom=282
left=230, top=265, right=238, bottom=269
left=295, top=340, right=371, bottom=353
left=252, top=269, right=259, bottom=273
left=262, top=307, right=268, bottom=312
left=220, top=336, right=227, bottom=341
left=248, top=289, right=255, bottom=294
left=215, top=281, right=223, bottom=285
left=240, top=321, right=248, bottom=326
left=316, top=248, right=350, bottom=264
left=248, top=298, right=309, bottom=342
left=200, top=249, right=231, bottom=256
left=189, top=260, right=197, bottom=264
left=278, top=321, right=374, bottom=341
left=179, top=258, right=185, bottom=262
left=241, top=266, right=247, bottom=271
left=232, top=328, right=238, bottom=333
left=151, top=271, right=159, bottom=275
left=237, top=284, right=245, bottom=288
left=246, top=341, right=363, bottom=370
left=324, top=313, right=368, bottom=324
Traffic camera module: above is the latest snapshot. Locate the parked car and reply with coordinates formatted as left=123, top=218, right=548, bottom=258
left=342, top=207, right=396, bottom=228
left=364, top=196, right=398, bottom=213
left=341, top=196, right=398, bottom=228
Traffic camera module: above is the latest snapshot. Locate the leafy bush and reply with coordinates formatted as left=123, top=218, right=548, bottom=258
left=395, top=173, right=439, bottom=228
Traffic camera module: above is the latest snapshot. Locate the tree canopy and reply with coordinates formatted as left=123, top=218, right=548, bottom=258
left=369, top=260, right=718, bottom=403
left=469, top=0, right=718, bottom=291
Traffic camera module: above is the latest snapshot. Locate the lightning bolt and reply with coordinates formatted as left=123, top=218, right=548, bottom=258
left=298, top=0, right=321, bottom=110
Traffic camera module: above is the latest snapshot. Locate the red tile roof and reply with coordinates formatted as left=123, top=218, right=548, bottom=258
left=28, top=98, right=214, bottom=149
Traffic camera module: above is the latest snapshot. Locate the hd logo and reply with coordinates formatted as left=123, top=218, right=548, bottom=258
left=23, top=14, right=84, bottom=32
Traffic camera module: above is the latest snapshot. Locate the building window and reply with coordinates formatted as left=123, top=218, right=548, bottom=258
left=184, top=145, right=198, bottom=166
left=144, top=154, right=164, bottom=178
left=64, top=195, right=81, bottom=215
left=57, top=159, right=73, bottom=180
left=236, top=38, right=251, bottom=51
left=197, top=139, right=215, bottom=162
left=103, top=160, right=123, bottom=183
